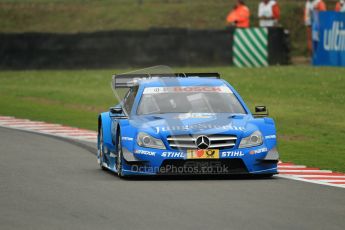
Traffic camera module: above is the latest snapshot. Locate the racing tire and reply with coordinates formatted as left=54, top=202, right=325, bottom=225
left=98, top=126, right=107, bottom=170
left=116, top=133, right=125, bottom=178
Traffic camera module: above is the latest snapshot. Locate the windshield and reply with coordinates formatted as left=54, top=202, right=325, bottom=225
left=112, top=65, right=174, bottom=115
left=137, top=86, right=246, bottom=115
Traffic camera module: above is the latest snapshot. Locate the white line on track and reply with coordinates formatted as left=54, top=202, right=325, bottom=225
left=277, top=175, right=345, bottom=189
left=279, top=170, right=333, bottom=173
left=278, top=165, right=307, bottom=168
left=296, top=175, right=345, bottom=178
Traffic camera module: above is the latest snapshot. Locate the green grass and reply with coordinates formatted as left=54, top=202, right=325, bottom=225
left=0, top=0, right=338, bottom=56
left=0, top=66, right=344, bottom=172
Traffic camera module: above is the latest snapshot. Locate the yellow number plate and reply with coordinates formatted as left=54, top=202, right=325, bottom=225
left=187, top=149, right=220, bottom=159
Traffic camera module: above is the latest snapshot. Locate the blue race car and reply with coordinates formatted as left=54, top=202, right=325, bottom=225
left=97, top=70, right=279, bottom=177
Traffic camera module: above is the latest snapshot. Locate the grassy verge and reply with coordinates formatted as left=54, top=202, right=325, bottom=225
left=0, top=66, right=344, bottom=172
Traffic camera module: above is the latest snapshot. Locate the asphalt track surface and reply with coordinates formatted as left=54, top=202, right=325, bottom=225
left=1, top=127, right=344, bottom=230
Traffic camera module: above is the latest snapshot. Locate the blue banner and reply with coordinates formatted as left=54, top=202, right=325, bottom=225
left=313, top=11, right=345, bottom=67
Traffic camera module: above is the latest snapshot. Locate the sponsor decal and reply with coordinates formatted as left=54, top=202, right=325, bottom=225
left=250, top=147, right=268, bottom=155
left=175, top=113, right=215, bottom=120
left=135, top=149, right=156, bottom=156
left=122, top=136, right=134, bottom=141
left=143, top=86, right=233, bottom=94
left=221, top=151, right=244, bottom=157
left=103, top=146, right=109, bottom=154
left=265, top=135, right=276, bottom=140
left=161, top=152, right=185, bottom=158
left=187, top=149, right=220, bottom=159
left=156, top=124, right=245, bottom=133
left=323, top=21, right=345, bottom=51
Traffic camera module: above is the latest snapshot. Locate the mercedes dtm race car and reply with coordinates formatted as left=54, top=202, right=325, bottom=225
left=97, top=68, right=279, bottom=177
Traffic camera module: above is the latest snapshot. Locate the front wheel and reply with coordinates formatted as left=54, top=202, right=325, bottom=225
left=116, top=134, right=125, bottom=178
left=98, top=127, right=107, bottom=170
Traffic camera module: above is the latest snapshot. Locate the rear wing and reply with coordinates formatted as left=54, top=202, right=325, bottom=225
left=112, top=73, right=220, bottom=88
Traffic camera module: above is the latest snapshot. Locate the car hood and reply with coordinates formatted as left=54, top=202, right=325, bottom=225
left=130, top=113, right=258, bottom=137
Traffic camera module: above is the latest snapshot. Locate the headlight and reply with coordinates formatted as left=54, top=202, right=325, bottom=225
left=137, top=132, right=166, bottom=149
left=239, top=131, right=263, bottom=148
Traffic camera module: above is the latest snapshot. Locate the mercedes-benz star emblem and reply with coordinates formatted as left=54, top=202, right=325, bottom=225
left=196, top=135, right=210, bottom=149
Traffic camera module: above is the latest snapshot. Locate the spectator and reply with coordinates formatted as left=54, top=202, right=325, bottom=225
left=258, top=0, right=280, bottom=27
left=335, top=0, right=345, bottom=12
left=312, top=0, right=327, bottom=11
left=304, top=0, right=313, bottom=27
left=311, top=0, right=327, bottom=54
left=304, top=0, right=313, bottom=55
left=304, top=0, right=326, bottom=56
left=226, top=0, right=250, bottom=28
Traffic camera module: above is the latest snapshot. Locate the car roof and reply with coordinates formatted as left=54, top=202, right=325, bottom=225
left=138, top=77, right=227, bottom=88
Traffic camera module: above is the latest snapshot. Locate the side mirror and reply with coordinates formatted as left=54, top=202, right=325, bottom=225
left=253, top=105, right=269, bottom=118
left=109, top=107, right=123, bottom=114
left=109, top=107, right=128, bottom=118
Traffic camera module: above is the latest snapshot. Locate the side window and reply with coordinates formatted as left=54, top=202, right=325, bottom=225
left=123, top=86, right=139, bottom=115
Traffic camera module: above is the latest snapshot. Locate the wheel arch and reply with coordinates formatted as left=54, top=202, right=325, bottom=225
left=98, top=112, right=115, bottom=152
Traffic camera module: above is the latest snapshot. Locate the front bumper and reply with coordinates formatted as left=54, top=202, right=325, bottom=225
left=120, top=145, right=279, bottom=176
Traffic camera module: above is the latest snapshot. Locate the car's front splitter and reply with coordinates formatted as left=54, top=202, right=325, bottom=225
left=119, top=145, right=279, bottom=176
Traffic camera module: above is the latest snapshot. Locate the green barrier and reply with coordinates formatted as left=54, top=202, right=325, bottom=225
left=233, top=28, right=268, bottom=68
